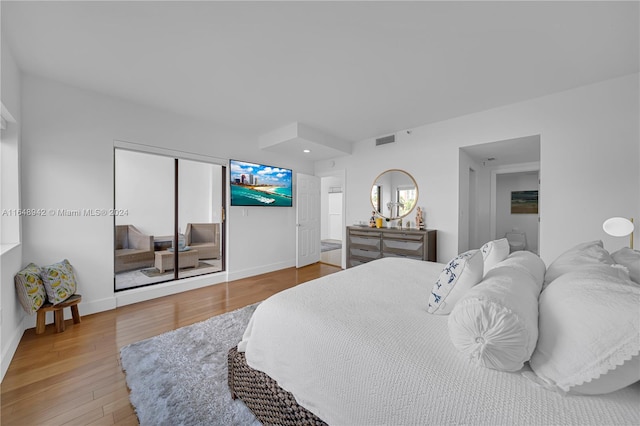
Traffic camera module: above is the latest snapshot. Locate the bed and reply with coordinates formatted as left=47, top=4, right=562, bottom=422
left=229, top=242, right=640, bottom=425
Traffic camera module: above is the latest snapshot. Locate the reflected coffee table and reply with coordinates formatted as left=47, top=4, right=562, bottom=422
left=154, top=249, right=199, bottom=273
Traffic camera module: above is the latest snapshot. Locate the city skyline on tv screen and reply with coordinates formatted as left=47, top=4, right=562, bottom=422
left=230, top=160, right=293, bottom=207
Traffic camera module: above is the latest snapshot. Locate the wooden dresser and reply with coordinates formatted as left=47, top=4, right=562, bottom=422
left=346, top=226, right=437, bottom=268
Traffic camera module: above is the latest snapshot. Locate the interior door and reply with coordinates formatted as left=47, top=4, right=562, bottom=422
left=296, top=173, right=321, bottom=267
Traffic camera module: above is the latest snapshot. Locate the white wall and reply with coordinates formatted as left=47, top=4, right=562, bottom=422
left=1, top=39, right=24, bottom=380
left=18, top=73, right=313, bottom=319
left=1, top=117, right=20, bottom=245
left=316, top=73, right=640, bottom=264
left=496, top=172, right=539, bottom=253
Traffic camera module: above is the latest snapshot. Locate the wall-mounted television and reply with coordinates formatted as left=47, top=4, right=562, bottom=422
left=230, top=159, right=293, bottom=207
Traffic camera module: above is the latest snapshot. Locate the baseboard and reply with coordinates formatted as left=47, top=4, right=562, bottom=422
left=116, top=271, right=228, bottom=307
left=1, top=318, right=25, bottom=381
left=19, top=296, right=118, bottom=332
left=227, top=260, right=295, bottom=282
left=80, top=296, right=118, bottom=317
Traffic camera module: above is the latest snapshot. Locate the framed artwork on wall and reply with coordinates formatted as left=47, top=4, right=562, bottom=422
left=511, top=190, right=538, bottom=214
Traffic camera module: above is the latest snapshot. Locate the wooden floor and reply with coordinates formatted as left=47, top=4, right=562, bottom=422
left=1, top=263, right=341, bottom=426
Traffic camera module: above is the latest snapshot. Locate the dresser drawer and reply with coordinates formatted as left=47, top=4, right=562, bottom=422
left=348, top=258, right=369, bottom=268
left=348, top=235, right=381, bottom=251
left=382, top=232, right=424, bottom=242
left=382, top=239, right=424, bottom=257
left=349, top=248, right=382, bottom=261
left=350, top=229, right=382, bottom=238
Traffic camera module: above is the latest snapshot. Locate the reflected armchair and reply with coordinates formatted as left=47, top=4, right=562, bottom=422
left=115, top=225, right=154, bottom=273
left=185, top=223, right=221, bottom=260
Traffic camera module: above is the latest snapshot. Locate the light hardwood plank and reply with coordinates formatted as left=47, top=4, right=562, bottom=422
left=1, top=263, right=340, bottom=425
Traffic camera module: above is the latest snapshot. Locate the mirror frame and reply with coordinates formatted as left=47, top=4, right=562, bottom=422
left=370, top=169, right=419, bottom=220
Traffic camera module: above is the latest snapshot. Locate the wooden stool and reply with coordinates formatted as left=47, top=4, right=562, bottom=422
left=36, top=294, right=82, bottom=334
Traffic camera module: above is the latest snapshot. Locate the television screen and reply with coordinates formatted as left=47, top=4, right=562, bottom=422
left=230, top=159, right=293, bottom=207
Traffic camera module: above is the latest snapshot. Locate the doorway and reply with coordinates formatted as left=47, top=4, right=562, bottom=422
left=458, top=135, right=540, bottom=253
left=320, top=173, right=345, bottom=268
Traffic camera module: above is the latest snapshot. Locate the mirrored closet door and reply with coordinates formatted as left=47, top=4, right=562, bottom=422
left=114, top=149, right=225, bottom=291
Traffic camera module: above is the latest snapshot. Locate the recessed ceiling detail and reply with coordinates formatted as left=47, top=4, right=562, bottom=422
left=259, top=122, right=352, bottom=162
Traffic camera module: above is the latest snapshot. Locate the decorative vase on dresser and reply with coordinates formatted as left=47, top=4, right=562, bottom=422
left=346, top=226, right=437, bottom=268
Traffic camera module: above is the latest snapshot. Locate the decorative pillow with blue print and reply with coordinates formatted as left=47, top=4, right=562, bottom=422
left=480, top=238, right=510, bottom=276
left=427, top=249, right=484, bottom=315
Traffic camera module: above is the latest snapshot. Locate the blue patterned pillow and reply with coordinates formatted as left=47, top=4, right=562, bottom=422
left=427, top=250, right=484, bottom=315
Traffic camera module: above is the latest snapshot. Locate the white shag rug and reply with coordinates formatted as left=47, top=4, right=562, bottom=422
left=120, top=304, right=261, bottom=426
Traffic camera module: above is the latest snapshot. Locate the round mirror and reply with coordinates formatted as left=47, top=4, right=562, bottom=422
left=370, top=169, right=419, bottom=220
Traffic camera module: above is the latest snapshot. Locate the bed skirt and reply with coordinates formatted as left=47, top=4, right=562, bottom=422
left=228, top=346, right=327, bottom=426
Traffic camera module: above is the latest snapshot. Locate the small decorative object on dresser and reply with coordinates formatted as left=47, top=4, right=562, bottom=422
left=416, top=206, right=425, bottom=229
left=346, top=226, right=437, bottom=267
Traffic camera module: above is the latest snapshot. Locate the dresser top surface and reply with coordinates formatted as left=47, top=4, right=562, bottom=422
left=347, top=226, right=435, bottom=234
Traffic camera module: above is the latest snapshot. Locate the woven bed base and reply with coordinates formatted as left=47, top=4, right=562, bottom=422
left=228, top=346, right=327, bottom=426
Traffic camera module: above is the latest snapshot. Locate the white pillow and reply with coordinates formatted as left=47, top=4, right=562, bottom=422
left=427, top=250, right=483, bottom=315
left=480, top=238, right=510, bottom=275
left=499, top=250, right=546, bottom=284
left=571, top=355, right=640, bottom=395
left=448, top=252, right=545, bottom=372
left=530, top=265, right=640, bottom=394
left=612, top=247, right=640, bottom=284
left=544, top=240, right=614, bottom=288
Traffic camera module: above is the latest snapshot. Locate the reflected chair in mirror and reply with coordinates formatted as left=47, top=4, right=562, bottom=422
left=185, top=223, right=221, bottom=260
left=115, top=225, right=155, bottom=273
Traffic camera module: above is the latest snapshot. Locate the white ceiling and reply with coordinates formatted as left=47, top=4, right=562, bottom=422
left=2, top=1, right=638, bottom=161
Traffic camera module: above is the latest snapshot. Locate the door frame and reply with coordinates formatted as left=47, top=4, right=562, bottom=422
left=316, top=169, right=347, bottom=269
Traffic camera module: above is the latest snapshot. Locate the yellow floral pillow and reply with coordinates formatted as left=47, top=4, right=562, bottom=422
left=41, top=259, right=77, bottom=305
left=14, top=263, right=47, bottom=314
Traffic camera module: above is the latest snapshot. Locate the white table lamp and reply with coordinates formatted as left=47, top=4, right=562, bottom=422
left=603, top=217, right=634, bottom=249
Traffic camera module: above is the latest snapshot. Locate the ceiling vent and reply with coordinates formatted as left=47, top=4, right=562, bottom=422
left=375, top=134, right=396, bottom=146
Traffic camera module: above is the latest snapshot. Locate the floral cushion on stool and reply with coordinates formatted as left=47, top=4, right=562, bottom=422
left=14, top=263, right=47, bottom=314
left=41, top=259, right=77, bottom=305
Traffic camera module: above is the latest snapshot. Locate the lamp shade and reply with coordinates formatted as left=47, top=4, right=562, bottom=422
left=602, top=217, right=634, bottom=237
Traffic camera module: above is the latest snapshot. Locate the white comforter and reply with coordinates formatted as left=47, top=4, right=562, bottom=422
left=238, top=257, right=640, bottom=425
